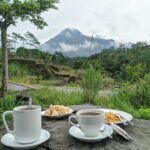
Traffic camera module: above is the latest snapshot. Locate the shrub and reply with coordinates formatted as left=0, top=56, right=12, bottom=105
left=103, top=76, right=114, bottom=89
left=31, top=88, right=84, bottom=109
left=95, top=77, right=150, bottom=119
left=0, top=93, right=16, bottom=126
left=9, top=63, right=30, bottom=79
left=132, top=80, right=150, bottom=108
left=122, top=64, right=146, bottom=82
left=81, top=64, right=103, bottom=103
left=0, top=88, right=84, bottom=126
left=138, top=108, right=150, bottom=120
left=108, top=77, right=150, bottom=110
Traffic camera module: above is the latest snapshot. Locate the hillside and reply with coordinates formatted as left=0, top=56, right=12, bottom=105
left=87, top=43, right=150, bottom=80
left=5, top=58, right=78, bottom=87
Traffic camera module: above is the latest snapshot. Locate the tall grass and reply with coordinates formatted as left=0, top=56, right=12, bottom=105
left=0, top=88, right=84, bottom=126
left=81, top=63, right=103, bottom=103
left=0, top=92, right=16, bottom=126
left=94, top=76, right=150, bottom=120
left=1, top=74, right=150, bottom=127
left=31, top=88, right=84, bottom=109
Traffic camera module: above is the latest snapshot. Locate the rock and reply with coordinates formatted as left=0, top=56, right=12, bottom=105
left=0, top=104, right=150, bottom=150
left=68, top=76, right=77, bottom=84
left=68, top=76, right=81, bottom=84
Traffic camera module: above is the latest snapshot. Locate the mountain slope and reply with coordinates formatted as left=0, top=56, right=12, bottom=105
left=41, top=28, right=119, bottom=57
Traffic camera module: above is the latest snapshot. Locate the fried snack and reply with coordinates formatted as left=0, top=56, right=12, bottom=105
left=51, top=109, right=59, bottom=116
left=45, top=105, right=70, bottom=116
left=105, top=112, right=121, bottom=124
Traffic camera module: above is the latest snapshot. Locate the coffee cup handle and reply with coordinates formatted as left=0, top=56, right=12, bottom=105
left=68, top=116, right=78, bottom=126
left=2, top=111, right=14, bottom=135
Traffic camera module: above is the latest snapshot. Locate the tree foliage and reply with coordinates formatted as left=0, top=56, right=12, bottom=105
left=0, top=0, right=59, bottom=96
left=84, top=42, right=150, bottom=81
left=25, top=31, right=40, bottom=49
left=0, top=0, right=59, bottom=28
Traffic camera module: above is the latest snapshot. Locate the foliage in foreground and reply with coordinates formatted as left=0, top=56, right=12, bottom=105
left=1, top=77, right=150, bottom=126
left=31, top=88, right=84, bottom=108
left=94, top=76, right=150, bottom=120
left=72, top=42, right=150, bottom=82
left=0, top=88, right=84, bottom=126
left=81, top=64, right=103, bottom=103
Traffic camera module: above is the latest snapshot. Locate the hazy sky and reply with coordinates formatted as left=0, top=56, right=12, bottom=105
left=8, top=0, right=150, bottom=44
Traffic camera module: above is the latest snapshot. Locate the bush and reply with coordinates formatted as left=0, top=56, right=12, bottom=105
left=132, top=80, right=150, bottom=108
left=94, top=77, right=150, bottom=119
left=103, top=76, right=114, bottom=89
left=32, top=88, right=84, bottom=109
left=81, top=64, right=103, bottom=103
left=9, top=63, right=31, bottom=78
left=94, top=90, right=140, bottom=118
left=122, top=64, right=146, bottom=82
left=0, top=88, right=84, bottom=126
left=0, top=93, right=16, bottom=126
left=108, top=77, right=150, bottom=110
left=138, top=108, right=150, bottom=120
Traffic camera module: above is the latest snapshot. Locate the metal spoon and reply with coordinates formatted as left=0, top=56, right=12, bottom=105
left=100, top=126, right=113, bottom=138
left=116, top=113, right=134, bottom=125
left=28, top=97, right=32, bottom=110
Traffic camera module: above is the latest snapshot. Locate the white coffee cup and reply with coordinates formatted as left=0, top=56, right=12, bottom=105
left=2, top=105, right=41, bottom=144
left=69, top=109, right=104, bottom=137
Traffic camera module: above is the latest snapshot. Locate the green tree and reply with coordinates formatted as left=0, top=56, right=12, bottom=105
left=12, top=32, right=27, bottom=48
left=123, top=64, right=146, bottom=82
left=42, top=51, right=52, bottom=63
left=25, top=31, right=40, bottom=49
left=52, top=51, right=65, bottom=64
left=0, top=0, right=58, bottom=96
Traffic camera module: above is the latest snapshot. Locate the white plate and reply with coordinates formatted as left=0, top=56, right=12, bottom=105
left=69, top=124, right=113, bottom=142
left=99, top=108, right=133, bottom=124
left=41, top=108, right=74, bottom=118
left=1, top=129, right=50, bottom=150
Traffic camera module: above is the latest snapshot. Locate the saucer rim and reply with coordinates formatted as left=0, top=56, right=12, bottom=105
left=69, top=124, right=113, bottom=142
left=1, top=129, right=50, bottom=149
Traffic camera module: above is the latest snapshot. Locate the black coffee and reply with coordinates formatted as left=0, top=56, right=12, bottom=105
left=19, top=108, right=35, bottom=111
left=80, top=112, right=100, bottom=116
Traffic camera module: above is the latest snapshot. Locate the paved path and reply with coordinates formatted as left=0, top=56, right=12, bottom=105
left=8, top=82, right=32, bottom=91
left=50, top=86, right=111, bottom=96
left=7, top=82, right=111, bottom=96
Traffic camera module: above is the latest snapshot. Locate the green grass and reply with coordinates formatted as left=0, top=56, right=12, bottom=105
left=31, top=88, right=84, bottom=109
left=64, top=82, right=80, bottom=88
left=93, top=79, right=150, bottom=120
left=81, top=65, right=103, bottom=103
left=0, top=88, right=84, bottom=126
left=1, top=79, right=150, bottom=127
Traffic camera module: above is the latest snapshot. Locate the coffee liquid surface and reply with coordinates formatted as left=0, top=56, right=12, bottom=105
left=19, top=108, right=35, bottom=111
left=80, top=112, right=100, bottom=116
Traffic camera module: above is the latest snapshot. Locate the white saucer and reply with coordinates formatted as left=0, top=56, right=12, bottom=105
left=1, top=129, right=50, bottom=150
left=69, top=124, right=113, bottom=142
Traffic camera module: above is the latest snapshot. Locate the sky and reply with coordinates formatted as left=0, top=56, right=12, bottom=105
left=8, top=0, right=150, bottom=44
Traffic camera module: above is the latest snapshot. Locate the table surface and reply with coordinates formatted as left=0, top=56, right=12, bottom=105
left=0, top=104, right=150, bottom=150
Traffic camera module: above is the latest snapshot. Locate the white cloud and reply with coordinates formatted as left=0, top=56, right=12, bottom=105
left=8, top=0, right=150, bottom=44
left=59, top=43, right=77, bottom=52
left=59, top=40, right=99, bottom=52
